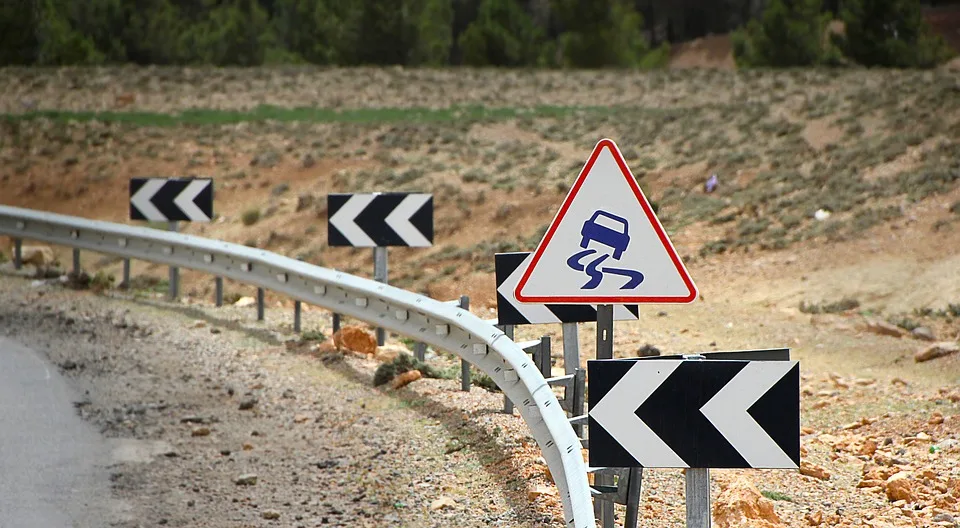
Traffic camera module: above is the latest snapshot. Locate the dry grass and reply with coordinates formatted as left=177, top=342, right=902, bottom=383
left=1, top=66, right=958, bottom=297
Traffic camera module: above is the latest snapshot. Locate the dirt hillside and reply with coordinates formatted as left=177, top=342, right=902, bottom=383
left=1, top=66, right=960, bottom=527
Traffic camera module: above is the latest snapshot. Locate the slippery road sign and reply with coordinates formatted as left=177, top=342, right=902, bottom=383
left=515, top=138, right=698, bottom=304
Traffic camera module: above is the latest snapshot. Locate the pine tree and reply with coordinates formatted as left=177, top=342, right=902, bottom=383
left=731, top=0, right=837, bottom=67
left=458, top=0, right=542, bottom=66
left=550, top=0, right=655, bottom=68
left=413, top=0, right=454, bottom=65
left=836, top=0, right=954, bottom=68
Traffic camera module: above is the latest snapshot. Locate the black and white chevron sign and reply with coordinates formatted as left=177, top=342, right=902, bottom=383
left=327, top=193, right=433, bottom=247
left=588, top=358, right=799, bottom=469
left=495, top=252, right=639, bottom=325
left=129, top=177, right=213, bottom=222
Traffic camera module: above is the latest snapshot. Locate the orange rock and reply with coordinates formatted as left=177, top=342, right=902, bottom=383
left=857, top=479, right=885, bottom=488
left=929, top=412, right=945, bottom=425
left=390, top=369, right=422, bottom=389
left=712, top=475, right=783, bottom=528
left=333, top=326, right=377, bottom=355
left=429, top=496, right=457, bottom=511
left=805, top=510, right=823, bottom=526
left=860, top=439, right=878, bottom=456
left=800, top=461, right=831, bottom=480
left=934, top=493, right=957, bottom=508
left=885, top=472, right=917, bottom=503
left=528, top=485, right=557, bottom=501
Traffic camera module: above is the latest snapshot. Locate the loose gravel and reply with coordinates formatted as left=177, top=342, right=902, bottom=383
left=0, top=274, right=560, bottom=527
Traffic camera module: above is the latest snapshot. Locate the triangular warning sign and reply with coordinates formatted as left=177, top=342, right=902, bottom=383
left=515, top=138, right=698, bottom=304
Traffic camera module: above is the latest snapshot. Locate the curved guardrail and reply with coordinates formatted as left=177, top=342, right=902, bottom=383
left=0, top=205, right=594, bottom=527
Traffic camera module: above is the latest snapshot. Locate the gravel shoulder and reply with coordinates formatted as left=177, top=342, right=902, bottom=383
left=3, top=266, right=960, bottom=528
left=0, top=274, right=560, bottom=528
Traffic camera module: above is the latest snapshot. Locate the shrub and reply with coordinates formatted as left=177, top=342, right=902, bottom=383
left=241, top=208, right=261, bottom=226
left=799, top=297, right=861, bottom=314
left=90, top=270, right=115, bottom=293
left=373, top=352, right=444, bottom=387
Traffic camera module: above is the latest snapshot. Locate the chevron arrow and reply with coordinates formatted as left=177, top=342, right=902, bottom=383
left=495, top=252, right=639, bottom=325
left=173, top=179, right=212, bottom=222
left=588, top=358, right=799, bottom=469
left=329, top=194, right=377, bottom=247
left=130, top=179, right=166, bottom=221
left=328, top=193, right=433, bottom=247
left=384, top=193, right=432, bottom=247
left=130, top=178, right=213, bottom=222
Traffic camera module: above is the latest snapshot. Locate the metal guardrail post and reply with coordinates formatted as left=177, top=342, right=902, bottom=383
left=459, top=295, right=471, bottom=391
left=502, top=324, right=515, bottom=414
left=572, top=368, right=586, bottom=438
left=215, top=277, right=223, bottom=307
left=72, top=248, right=81, bottom=276
left=332, top=313, right=341, bottom=334
left=13, top=238, right=21, bottom=269
left=294, top=301, right=302, bottom=332
left=536, top=335, right=552, bottom=378
left=121, top=258, right=131, bottom=288
left=414, top=342, right=426, bottom=362
left=257, top=287, right=265, bottom=321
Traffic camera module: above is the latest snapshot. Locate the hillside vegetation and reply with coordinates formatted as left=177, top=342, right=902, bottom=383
left=1, top=0, right=954, bottom=69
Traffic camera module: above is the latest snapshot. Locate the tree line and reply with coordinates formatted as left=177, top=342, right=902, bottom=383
left=0, top=0, right=954, bottom=68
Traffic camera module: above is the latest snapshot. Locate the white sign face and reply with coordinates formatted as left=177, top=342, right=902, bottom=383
left=515, top=138, right=698, bottom=304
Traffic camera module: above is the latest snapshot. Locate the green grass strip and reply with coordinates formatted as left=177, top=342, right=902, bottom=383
left=1, top=104, right=630, bottom=126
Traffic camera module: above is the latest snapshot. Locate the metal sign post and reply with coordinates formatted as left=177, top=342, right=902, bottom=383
left=561, top=322, right=579, bottom=375
left=686, top=468, right=711, bottom=528
left=168, top=221, right=178, bottom=300
left=373, top=247, right=388, bottom=346
left=595, top=304, right=615, bottom=528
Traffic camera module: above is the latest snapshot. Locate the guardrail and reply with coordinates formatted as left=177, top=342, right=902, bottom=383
left=0, top=204, right=595, bottom=527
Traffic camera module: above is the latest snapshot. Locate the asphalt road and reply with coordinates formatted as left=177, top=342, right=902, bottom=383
left=0, top=337, right=113, bottom=528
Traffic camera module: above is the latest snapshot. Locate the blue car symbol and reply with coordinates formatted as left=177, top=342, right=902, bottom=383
left=580, top=210, right=630, bottom=260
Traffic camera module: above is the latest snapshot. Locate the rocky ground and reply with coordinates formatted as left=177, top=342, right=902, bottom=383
left=2, top=264, right=960, bottom=528
left=0, top=272, right=563, bottom=528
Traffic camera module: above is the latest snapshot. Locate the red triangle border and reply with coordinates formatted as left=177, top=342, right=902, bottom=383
left=514, top=138, right=699, bottom=304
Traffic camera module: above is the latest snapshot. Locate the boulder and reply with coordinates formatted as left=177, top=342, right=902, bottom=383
left=390, top=369, right=421, bottom=390
left=429, top=496, right=457, bottom=511
left=911, top=326, right=936, bottom=341
left=333, top=326, right=377, bottom=355
left=799, top=461, right=831, bottom=480
left=884, top=472, right=917, bottom=502
left=915, top=342, right=959, bottom=362
left=712, top=475, right=783, bottom=528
